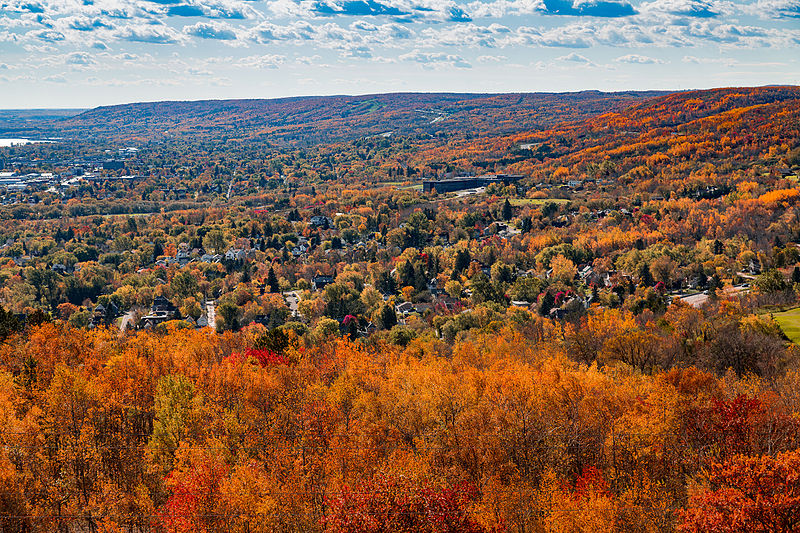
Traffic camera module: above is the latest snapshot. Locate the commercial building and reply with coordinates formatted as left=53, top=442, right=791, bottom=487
left=422, top=174, right=523, bottom=193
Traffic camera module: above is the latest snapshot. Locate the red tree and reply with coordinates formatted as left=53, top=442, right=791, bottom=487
left=679, top=450, right=800, bottom=532
left=325, top=473, right=497, bottom=533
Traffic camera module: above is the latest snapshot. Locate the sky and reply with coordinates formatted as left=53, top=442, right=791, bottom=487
left=0, top=0, right=798, bottom=108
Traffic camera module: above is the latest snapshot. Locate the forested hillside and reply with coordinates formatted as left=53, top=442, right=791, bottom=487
left=4, top=91, right=666, bottom=143
left=407, top=86, right=800, bottom=183
left=1, top=85, right=800, bottom=531
left=2, top=312, right=800, bottom=532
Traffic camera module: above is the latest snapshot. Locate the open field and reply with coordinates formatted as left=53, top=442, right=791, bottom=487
left=768, top=307, right=800, bottom=343
left=510, top=198, right=570, bottom=206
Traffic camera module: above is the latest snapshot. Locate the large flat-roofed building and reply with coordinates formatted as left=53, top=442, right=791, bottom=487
left=423, top=174, right=523, bottom=193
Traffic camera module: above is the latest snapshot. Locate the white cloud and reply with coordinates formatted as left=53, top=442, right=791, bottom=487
left=557, top=52, right=593, bottom=63
left=237, top=54, right=287, bottom=68
left=183, top=20, right=238, bottom=41
left=400, top=49, right=471, bottom=68
left=117, top=24, right=182, bottom=44
left=43, top=73, right=67, bottom=82
left=477, top=54, right=507, bottom=62
left=750, top=0, right=800, bottom=18
left=615, top=53, right=665, bottom=63
left=0, top=0, right=798, bottom=106
left=682, top=55, right=737, bottom=65
left=639, top=0, right=725, bottom=18
left=65, top=51, right=95, bottom=65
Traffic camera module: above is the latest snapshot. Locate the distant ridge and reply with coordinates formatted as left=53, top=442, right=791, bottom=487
left=33, top=91, right=669, bottom=143
left=410, top=85, right=800, bottom=177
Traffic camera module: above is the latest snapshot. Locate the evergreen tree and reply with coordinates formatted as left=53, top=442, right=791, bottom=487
left=502, top=199, right=512, bottom=221
left=376, top=271, right=396, bottom=295
left=539, top=291, right=555, bottom=316
left=638, top=262, right=654, bottom=287
left=697, top=270, right=708, bottom=289
left=453, top=249, right=471, bottom=276
left=267, top=266, right=279, bottom=293
left=414, top=262, right=428, bottom=291
left=379, top=304, right=397, bottom=330
left=399, top=261, right=416, bottom=288
left=0, top=307, right=21, bottom=341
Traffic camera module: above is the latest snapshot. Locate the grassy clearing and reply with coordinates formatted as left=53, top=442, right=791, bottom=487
left=509, top=198, right=570, bottom=206
left=768, top=307, right=800, bottom=343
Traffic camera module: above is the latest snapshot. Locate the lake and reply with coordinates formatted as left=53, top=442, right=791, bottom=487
left=0, top=138, right=55, bottom=147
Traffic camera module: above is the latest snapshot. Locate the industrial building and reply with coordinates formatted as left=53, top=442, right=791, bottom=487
left=422, top=174, right=523, bottom=193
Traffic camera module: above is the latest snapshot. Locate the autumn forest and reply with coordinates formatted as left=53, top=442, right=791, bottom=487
left=1, top=86, right=800, bottom=532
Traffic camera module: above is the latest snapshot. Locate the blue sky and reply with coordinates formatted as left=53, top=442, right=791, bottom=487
left=0, top=0, right=798, bottom=108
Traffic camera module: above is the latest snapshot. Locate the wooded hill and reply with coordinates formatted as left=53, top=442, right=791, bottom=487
left=406, top=86, right=800, bottom=181
left=5, top=91, right=666, bottom=143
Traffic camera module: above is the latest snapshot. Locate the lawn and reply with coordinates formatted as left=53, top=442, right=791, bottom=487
left=509, top=198, right=570, bottom=206
left=769, top=307, right=800, bottom=343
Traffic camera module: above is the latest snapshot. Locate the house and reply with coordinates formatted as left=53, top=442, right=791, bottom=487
left=312, top=274, right=335, bottom=291
left=395, top=301, right=414, bottom=316
left=200, top=253, right=221, bottom=263
left=291, top=243, right=308, bottom=257
left=176, top=243, right=192, bottom=265
left=51, top=263, right=69, bottom=274
left=427, top=278, right=444, bottom=296
left=140, top=296, right=178, bottom=329
left=434, top=294, right=461, bottom=312
left=413, top=303, right=433, bottom=314
left=310, top=215, right=333, bottom=228
left=90, top=301, right=119, bottom=327
left=225, top=248, right=248, bottom=262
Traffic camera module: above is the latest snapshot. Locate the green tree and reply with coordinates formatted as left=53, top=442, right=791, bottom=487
left=217, top=302, right=240, bottom=332
left=753, top=269, right=788, bottom=294
left=202, top=229, right=228, bottom=254
left=172, top=271, right=199, bottom=298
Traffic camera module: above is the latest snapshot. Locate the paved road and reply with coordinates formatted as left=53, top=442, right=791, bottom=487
left=677, top=293, right=709, bottom=308
left=206, top=300, right=216, bottom=330
left=674, top=284, right=750, bottom=308
left=119, top=310, right=135, bottom=333
left=283, top=291, right=300, bottom=318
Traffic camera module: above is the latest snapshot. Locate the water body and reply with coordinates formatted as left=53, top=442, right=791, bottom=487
left=0, top=138, right=55, bottom=147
